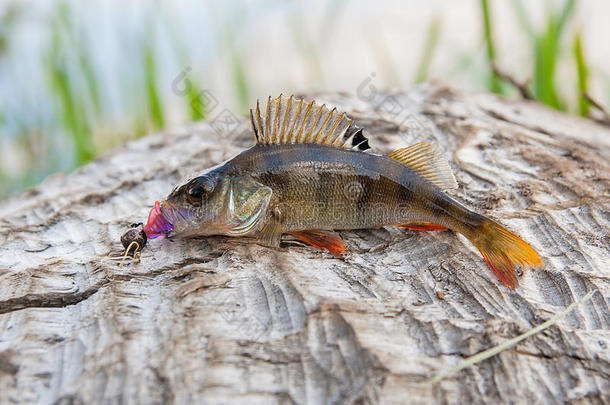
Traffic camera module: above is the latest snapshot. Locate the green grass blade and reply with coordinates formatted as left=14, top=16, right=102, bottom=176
left=573, top=30, right=590, bottom=116
left=50, top=63, right=95, bottom=164
left=510, top=0, right=535, bottom=39
left=414, top=16, right=442, bottom=83
left=532, top=0, right=575, bottom=110
left=556, top=0, right=575, bottom=35
left=480, top=0, right=502, bottom=93
left=47, top=18, right=95, bottom=165
left=231, top=52, right=249, bottom=113
left=144, top=42, right=165, bottom=129
left=162, top=8, right=207, bottom=121
left=0, top=169, right=7, bottom=199
left=289, top=8, right=324, bottom=87
left=187, top=81, right=207, bottom=121
left=77, top=34, right=101, bottom=117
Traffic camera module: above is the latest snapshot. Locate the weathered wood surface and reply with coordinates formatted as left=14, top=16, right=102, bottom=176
left=0, top=84, right=609, bottom=404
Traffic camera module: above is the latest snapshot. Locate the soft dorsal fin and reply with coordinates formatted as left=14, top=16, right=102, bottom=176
left=388, top=142, right=458, bottom=190
left=249, top=94, right=370, bottom=151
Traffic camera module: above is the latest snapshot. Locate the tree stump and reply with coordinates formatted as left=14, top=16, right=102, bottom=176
left=1, top=84, right=608, bottom=404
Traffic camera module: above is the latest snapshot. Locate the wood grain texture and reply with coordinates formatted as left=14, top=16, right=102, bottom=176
left=0, top=84, right=608, bottom=404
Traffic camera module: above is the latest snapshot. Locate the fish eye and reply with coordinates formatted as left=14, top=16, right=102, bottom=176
left=186, top=176, right=214, bottom=201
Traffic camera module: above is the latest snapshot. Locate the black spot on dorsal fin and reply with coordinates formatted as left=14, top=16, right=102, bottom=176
left=347, top=127, right=370, bottom=151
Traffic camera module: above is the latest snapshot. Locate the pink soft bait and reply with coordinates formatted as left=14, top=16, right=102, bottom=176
left=142, top=201, right=174, bottom=239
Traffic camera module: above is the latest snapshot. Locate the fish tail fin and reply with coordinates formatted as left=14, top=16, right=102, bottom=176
left=468, top=219, right=544, bottom=289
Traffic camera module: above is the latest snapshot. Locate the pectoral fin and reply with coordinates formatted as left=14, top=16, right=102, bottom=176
left=256, top=220, right=283, bottom=248
left=291, top=230, right=347, bottom=256
left=396, top=222, right=448, bottom=231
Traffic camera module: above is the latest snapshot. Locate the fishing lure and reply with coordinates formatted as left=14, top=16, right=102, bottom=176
left=128, top=95, right=544, bottom=288
left=121, top=223, right=147, bottom=252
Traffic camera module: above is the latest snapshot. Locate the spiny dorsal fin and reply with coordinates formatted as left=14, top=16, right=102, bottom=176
left=250, top=94, right=370, bottom=151
left=388, top=142, right=458, bottom=190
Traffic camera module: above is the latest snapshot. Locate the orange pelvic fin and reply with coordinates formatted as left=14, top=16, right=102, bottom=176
left=472, top=221, right=544, bottom=289
left=396, top=222, right=448, bottom=231
left=291, top=230, right=347, bottom=256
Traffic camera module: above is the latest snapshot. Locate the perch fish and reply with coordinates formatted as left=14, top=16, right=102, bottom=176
left=138, top=95, right=543, bottom=289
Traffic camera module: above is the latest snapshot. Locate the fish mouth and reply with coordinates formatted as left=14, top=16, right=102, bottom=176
left=142, top=201, right=175, bottom=239
left=160, top=200, right=199, bottom=237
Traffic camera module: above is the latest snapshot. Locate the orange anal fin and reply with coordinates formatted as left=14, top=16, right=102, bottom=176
left=396, top=222, right=448, bottom=231
left=291, top=231, right=347, bottom=256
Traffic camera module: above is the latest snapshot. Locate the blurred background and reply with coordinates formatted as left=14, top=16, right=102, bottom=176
left=0, top=0, right=608, bottom=199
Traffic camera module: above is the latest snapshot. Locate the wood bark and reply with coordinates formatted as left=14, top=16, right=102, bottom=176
left=0, top=84, right=608, bottom=404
